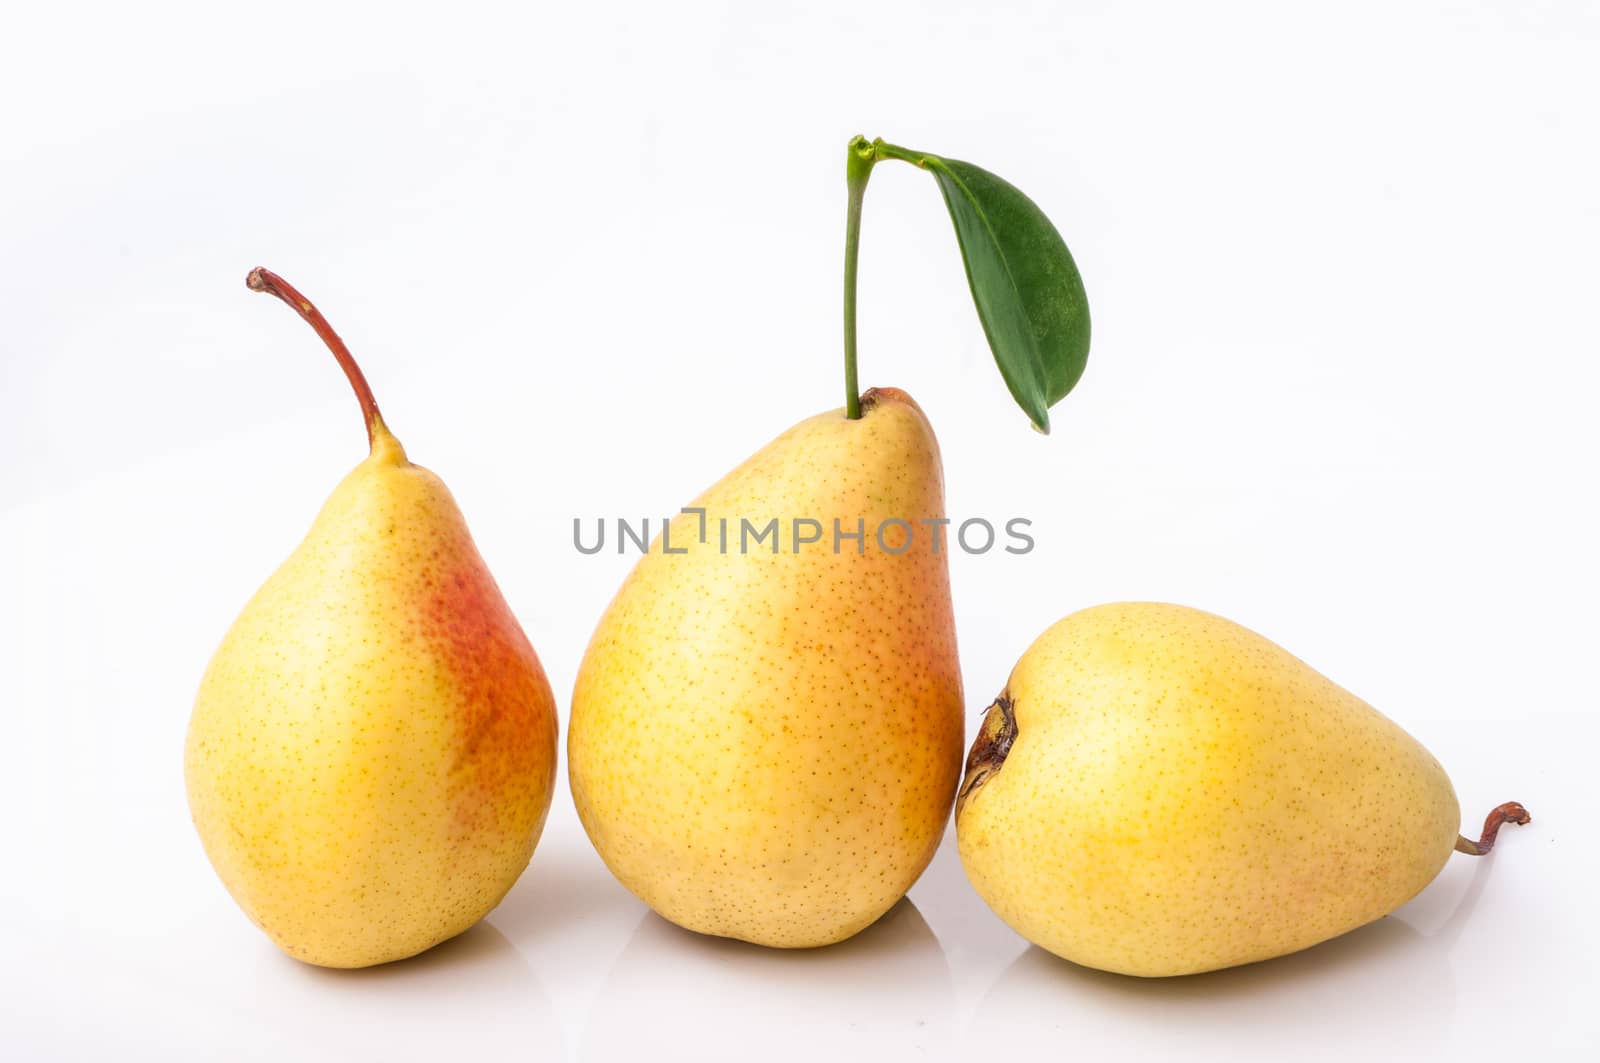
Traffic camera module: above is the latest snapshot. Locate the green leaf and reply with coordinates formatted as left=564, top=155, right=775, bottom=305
left=924, top=157, right=1090, bottom=433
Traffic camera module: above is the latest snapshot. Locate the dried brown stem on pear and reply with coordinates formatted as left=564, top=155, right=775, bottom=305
left=1454, top=801, right=1532, bottom=856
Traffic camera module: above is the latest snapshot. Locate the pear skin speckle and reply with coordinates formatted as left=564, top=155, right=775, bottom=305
left=184, top=444, right=559, bottom=969
left=955, top=602, right=1462, bottom=977
left=568, top=388, right=964, bottom=948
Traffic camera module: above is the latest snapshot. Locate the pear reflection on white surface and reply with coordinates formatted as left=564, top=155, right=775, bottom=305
left=582, top=899, right=956, bottom=1062
left=967, top=860, right=1516, bottom=1062
left=191, top=921, right=558, bottom=1062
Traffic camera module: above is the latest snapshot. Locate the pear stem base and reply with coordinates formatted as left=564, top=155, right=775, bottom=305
left=1455, top=801, right=1532, bottom=856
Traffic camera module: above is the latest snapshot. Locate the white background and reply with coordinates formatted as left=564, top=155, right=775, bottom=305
left=3, top=1, right=1597, bottom=1059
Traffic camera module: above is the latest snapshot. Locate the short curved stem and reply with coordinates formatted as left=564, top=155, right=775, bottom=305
left=871, top=139, right=936, bottom=169
left=246, top=267, right=386, bottom=449
left=1454, top=801, right=1532, bottom=856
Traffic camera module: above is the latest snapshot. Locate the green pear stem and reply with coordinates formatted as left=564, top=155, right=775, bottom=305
left=1454, top=801, right=1531, bottom=856
left=842, top=137, right=875, bottom=420
left=841, top=135, right=949, bottom=421
left=246, top=267, right=389, bottom=450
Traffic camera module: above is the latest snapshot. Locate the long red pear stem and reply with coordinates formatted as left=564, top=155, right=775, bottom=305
left=1455, top=801, right=1532, bottom=856
left=246, top=267, right=385, bottom=448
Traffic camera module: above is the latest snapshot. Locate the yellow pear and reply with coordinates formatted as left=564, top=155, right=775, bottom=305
left=185, top=269, right=558, bottom=968
left=956, top=601, right=1528, bottom=977
left=568, top=387, right=963, bottom=947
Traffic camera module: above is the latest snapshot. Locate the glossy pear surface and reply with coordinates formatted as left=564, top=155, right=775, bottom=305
left=186, top=430, right=558, bottom=967
left=569, top=388, right=963, bottom=947
left=956, top=602, right=1466, bottom=977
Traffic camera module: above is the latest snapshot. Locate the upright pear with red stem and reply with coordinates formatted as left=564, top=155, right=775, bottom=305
left=184, top=269, right=558, bottom=968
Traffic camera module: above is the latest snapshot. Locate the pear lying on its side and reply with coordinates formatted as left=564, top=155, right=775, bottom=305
left=569, top=387, right=964, bottom=948
left=955, top=602, right=1528, bottom=977
left=185, top=270, right=558, bottom=968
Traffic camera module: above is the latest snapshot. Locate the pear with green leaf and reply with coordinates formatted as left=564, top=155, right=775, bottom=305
left=568, top=136, right=1092, bottom=947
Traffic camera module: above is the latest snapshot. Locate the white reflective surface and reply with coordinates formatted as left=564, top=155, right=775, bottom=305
left=4, top=748, right=1590, bottom=1061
